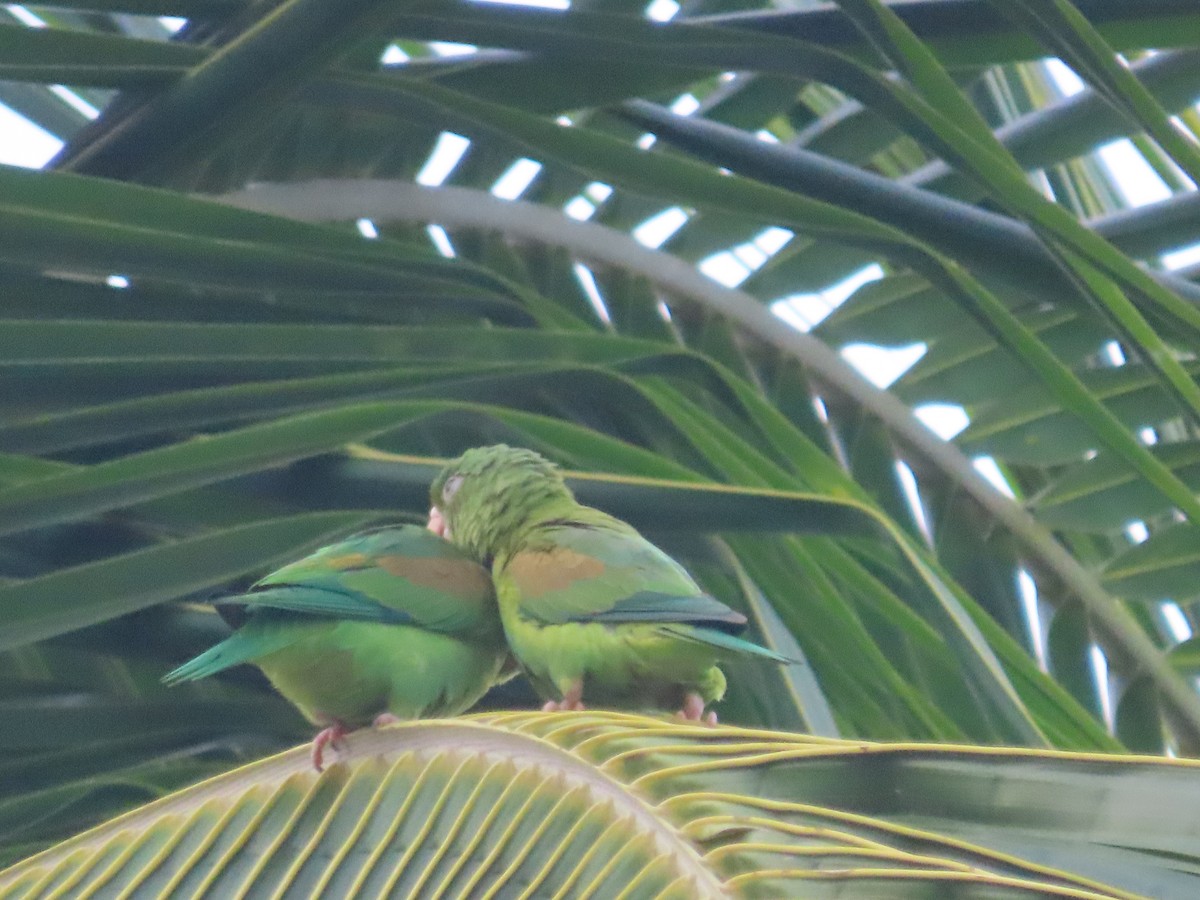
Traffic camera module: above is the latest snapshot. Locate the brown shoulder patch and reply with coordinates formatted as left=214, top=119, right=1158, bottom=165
left=507, top=549, right=605, bottom=598
left=377, top=555, right=492, bottom=598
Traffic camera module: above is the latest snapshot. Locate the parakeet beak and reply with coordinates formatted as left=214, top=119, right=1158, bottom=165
left=427, top=506, right=450, bottom=539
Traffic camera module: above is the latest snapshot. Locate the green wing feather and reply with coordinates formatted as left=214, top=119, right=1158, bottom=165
left=212, top=586, right=412, bottom=624
left=657, top=623, right=792, bottom=663
left=241, top=524, right=495, bottom=634
left=586, top=591, right=745, bottom=629
left=506, top=517, right=752, bottom=635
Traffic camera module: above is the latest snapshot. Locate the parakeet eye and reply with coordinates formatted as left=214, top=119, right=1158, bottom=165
left=442, top=474, right=464, bottom=504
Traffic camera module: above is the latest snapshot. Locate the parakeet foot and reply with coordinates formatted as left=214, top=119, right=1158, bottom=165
left=373, top=713, right=400, bottom=727
left=541, top=698, right=588, bottom=712
left=543, top=681, right=585, bottom=712
left=311, top=721, right=348, bottom=772
left=677, top=692, right=717, bottom=726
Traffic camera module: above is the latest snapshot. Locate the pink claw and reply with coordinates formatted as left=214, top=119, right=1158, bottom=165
left=311, top=722, right=348, bottom=772
left=677, top=692, right=717, bottom=725
left=544, top=681, right=585, bottom=713
left=373, top=713, right=400, bottom=727
left=561, top=681, right=585, bottom=711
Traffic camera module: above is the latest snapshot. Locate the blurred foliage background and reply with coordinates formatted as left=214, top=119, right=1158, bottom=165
left=3, top=0, right=1200, bottom=877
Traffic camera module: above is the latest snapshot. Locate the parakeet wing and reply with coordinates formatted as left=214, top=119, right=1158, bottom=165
left=233, top=524, right=496, bottom=634
left=505, top=521, right=746, bottom=630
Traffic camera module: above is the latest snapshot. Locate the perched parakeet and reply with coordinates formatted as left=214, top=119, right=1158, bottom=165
left=427, top=446, right=789, bottom=723
left=164, top=524, right=509, bottom=769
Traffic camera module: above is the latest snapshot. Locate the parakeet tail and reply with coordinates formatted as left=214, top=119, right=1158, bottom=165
left=658, top=624, right=796, bottom=664
left=162, top=629, right=297, bottom=685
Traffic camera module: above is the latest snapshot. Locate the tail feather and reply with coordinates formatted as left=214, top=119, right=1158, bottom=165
left=162, top=628, right=298, bottom=685
left=658, top=623, right=796, bottom=664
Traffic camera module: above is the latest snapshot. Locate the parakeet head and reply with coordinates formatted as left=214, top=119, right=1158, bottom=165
left=429, top=445, right=574, bottom=562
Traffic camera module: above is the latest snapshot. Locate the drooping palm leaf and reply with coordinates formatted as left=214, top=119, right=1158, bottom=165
left=3, top=0, right=1200, bottom=880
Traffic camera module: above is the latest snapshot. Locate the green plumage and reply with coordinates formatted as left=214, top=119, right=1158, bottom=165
left=165, top=525, right=509, bottom=729
left=430, top=446, right=789, bottom=717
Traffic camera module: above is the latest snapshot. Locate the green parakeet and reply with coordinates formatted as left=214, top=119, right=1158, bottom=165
left=428, top=446, right=789, bottom=723
left=164, top=524, right=509, bottom=769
